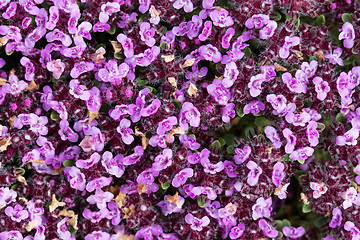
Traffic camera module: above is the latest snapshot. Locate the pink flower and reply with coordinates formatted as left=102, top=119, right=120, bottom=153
left=185, top=213, right=210, bottom=231
left=310, top=182, right=328, bottom=199
left=246, top=160, right=262, bottom=186
left=339, top=22, right=355, bottom=48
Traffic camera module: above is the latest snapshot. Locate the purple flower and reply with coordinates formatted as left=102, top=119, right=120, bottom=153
left=223, top=61, right=239, bottom=88
left=67, top=4, right=80, bottom=34
left=266, top=94, right=287, bottom=114
left=74, top=21, right=92, bottom=45
left=313, top=77, right=330, bottom=101
left=122, top=146, right=144, bottom=165
left=157, top=116, right=178, bottom=135
left=173, top=0, right=193, bottom=13
left=310, top=182, right=328, bottom=199
left=99, top=2, right=120, bottom=23
left=245, top=14, right=269, bottom=29
left=29, top=116, right=48, bottom=135
left=341, top=187, right=360, bottom=209
left=70, top=61, right=94, bottom=79
left=210, top=9, right=233, bottom=27
left=229, top=223, right=245, bottom=239
left=172, top=168, right=194, bottom=187
left=179, top=134, right=200, bottom=150
left=149, top=5, right=161, bottom=25
left=0, top=25, right=22, bottom=42
left=282, top=72, right=307, bottom=94
left=289, top=147, right=314, bottom=161
left=93, top=22, right=111, bottom=32
left=0, top=231, right=23, bottom=240
left=264, top=126, right=282, bottom=148
left=107, top=201, right=122, bottom=226
left=46, top=59, right=65, bottom=79
left=234, top=146, right=251, bottom=164
left=102, top=151, right=125, bottom=178
left=86, top=87, right=102, bottom=112
left=59, top=120, right=79, bottom=142
left=329, top=207, right=342, bottom=228
left=207, top=78, right=231, bottom=105
left=139, top=0, right=150, bottom=13
left=259, top=20, right=277, bottom=39
left=76, top=152, right=101, bottom=169
left=2, top=2, right=17, bottom=19
left=223, top=160, right=237, bottom=178
left=64, top=166, right=86, bottom=191
left=324, top=47, right=344, bottom=66
left=272, top=162, right=285, bottom=186
left=187, top=148, right=209, bottom=164
left=116, top=118, right=134, bottom=145
left=2, top=74, right=27, bottom=96
left=20, top=57, right=34, bottom=81
left=153, top=149, right=173, bottom=171
left=199, top=21, right=212, bottom=41
left=137, top=168, right=159, bottom=186
left=134, top=46, right=161, bottom=67
left=140, top=99, right=161, bottom=117
left=199, top=44, right=222, bottom=63
left=46, top=29, right=72, bottom=47
left=85, top=231, right=110, bottom=240
left=157, top=194, right=185, bottom=216
left=301, top=61, right=318, bottom=78
left=69, top=79, right=90, bottom=100
left=279, top=36, right=300, bottom=58
left=243, top=101, right=265, bottom=115
left=140, top=22, right=156, bottom=47
left=222, top=28, right=235, bottom=49
left=179, top=102, right=201, bottom=131
left=260, top=65, right=276, bottom=81
left=46, top=6, right=59, bottom=30
left=83, top=208, right=110, bottom=223
left=186, top=63, right=208, bottom=82
left=336, top=128, right=359, bottom=146
left=87, top=188, right=114, bottom=209
left=185, top=213, right=210, bottom=231
left=339, top=22, right=355, bottom=48
left=286, top=111, right=311, bottom=126
left=57, top=217, right=75, bottom=240
left=135, top=225, right=163, bottom=240
left=201, top=157, right=224, bottom=174
left=252, top=197, right=272, bottom=220
left=96, top=60, right=129, bottom=85
left=172, top=21, right=191, bottom=36
left=222, top=103, right=235, bottom=123
left=149, top=134, right=171, bottom=148
left=258, top=219, right=278, bottom=238
left=306, top=121, right=319, bottom=147
left=5, top=204, right=29, bottom=222
left=117, top=33, right=134, bottom=58
left=246, top=160, right=262, bottom=186
left=86, top=176, right=113, bottom=192
left=248, top=73, right=266, bottom=97
left=109, top=104, right=128, bottom=121
left=344, top=221, right=360, bottom=240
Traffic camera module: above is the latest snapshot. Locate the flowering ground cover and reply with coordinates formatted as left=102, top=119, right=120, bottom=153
left=1, top=0, right=360, bottom=239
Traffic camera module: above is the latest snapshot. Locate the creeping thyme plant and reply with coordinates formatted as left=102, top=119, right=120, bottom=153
left=1, top=0, right=360, bottom=239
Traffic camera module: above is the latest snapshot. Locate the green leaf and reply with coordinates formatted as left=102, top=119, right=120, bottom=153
left=197, top=196, right=208, bottom=208
left=224, top=122, right=231, bottom=130
left=218, top=138, right=226, bottom=146
left=68, top=226, right=77, bottom=235
left=114, top=52, right=122, bottom=59
left=270, top=11, right=282, bottom=21
left=50, top=111, right=60, bottom=122
left=210, top=140, right=222, bottom=151
left=317, top=123, right=326, bottom=132
left=315, top=15, right=326, bottom=26
left=297, top=158, right=306, bottom=164
left=63, top=159, right=75, bottom=167
left=302, top=204, right=311, bottom=213
left=144, top=86, right=157, bottom=94
left=226, top=146, right=235, bottom=154
left=236, top=108, right=245, bottom=118
left=255, top=117, right=271, bottom=127
left=244, top=127, right=255, bottom=140
left=335, top=113, right=346, bottom=123
left=243, top=47, right=252, bottom=58
left=159, top=41, right=169, bottom=49
left=161, top=181, right=170, bottom=190
left=342, top=13, right=352, bottom=23
left=15, top=168, right=26, bottom=175
left=5, top=50, right=14, bottom=56
left=106, top=25, right=116, bottom=34
left=173, top=100, right=183, bottom=109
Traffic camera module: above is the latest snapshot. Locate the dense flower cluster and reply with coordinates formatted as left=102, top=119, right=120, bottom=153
left=1, top=0, right=360, bottom=239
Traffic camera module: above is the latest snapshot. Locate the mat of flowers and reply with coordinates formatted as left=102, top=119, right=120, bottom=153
left=1, top=0, right=360, bottom=239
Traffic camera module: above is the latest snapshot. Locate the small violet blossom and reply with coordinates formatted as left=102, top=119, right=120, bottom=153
left=252, top=197, right=272, bottom=220
left=248, top=73, right=266, bottom=97
left=310, top=182, right=328, bottom=199
left=69, top=79, right=90, bottom=100
left=306, top=121, right=319, bottom=147
left=229, top=223, right=245, bottom=239
left=117, top=33, right=134, bottom=58
left=222, top=28, right=235, bottom=49
left=46, top=59, right=65, bottom=79
left=179, top=102, right=201, bottom=131
left=339, top=22, right=355, bottom=48
left=245, top=14, right=269, bottom=29
left=324, top=47, right=344, bottom=66
left=20, top=57, right=34, bottom=81
left=246, top=160, right=262, bottom=186
left=99, top=2, right=120, bottom=23
left=64, top=166, right=86, bottom=191
left=222, top=103, right=235, bottom=123
left=234, top=146, right=251, bottom=164
left=122, top=146, right=144, bottom=165
left=264, top=126, right=282, bottom=148
left=289, top=147, right=314, bottom=162
left=87, top=188, right=114, bottom=209
left=116, top=118, right=134, bottom=145
left=341, top=187, right=360, bottom=209
left=102, top=151, right=125, bottom=178
left=329, top=207, right=342, bottom=228
left=157, top=194, right=185, bottom=216
left=173, top=0, right=193, bottom=13
left=199, top=44, right=222, bottom=63
left=279, top=36, right=300, bottom=59
left=272, top=162, right=285, bottom=186
left=5, top=204, right=29, bottom=222
left=152, top=148, right=173, bottom=171
left=2, top=74, right=27, bottom=96
left=258, top=219, right=278, bottom=238
left=179, top=134, right=200, bottom=150
left=344, top=221, right=360, bottom=240
left=283, top=226, right=306, bottom=239
left=207, top=78, right=231, bottom=105
left=209, top=9, right=234, bottom=28
left=313, top=77, right=330, bottom=101
left=243, top=101, right=265, bottom=115
left=185, top=213, right=210, bottom=231
left=336, top=128, right=359, bottom=146
left=259, top=20, right=277, bottom=39
left=86, top=176, right=113, bottom=192
left=139, top=22, right=156, bottom=47
left=172, top=168, right=194, bottom=188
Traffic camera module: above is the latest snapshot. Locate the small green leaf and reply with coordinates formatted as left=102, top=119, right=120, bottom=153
left=297, top=158, right=306, bottom=164
left=15, top=168, right=26, bottom=175
left=114, top=52, right=122, bottom=59
left=342, top=13, right=352, bottom=23
left=173, top=100, right=183, bottom=109
left=210, top=140, right=222, bottom=151
left=68, top=226, right=77, bottom=235
left=270, top=11, right=282, bottom=21
left=159, top=41, right=168, bottom=49
left=236, top=108, right=245, bottom=118
left=5, top=50, right=14, bottom=56
left=197, top=196, right=208, bottom=208
left=243, top=47, right=252, bottom=58
left=315, top=15, right=326, bottom=26
left=144, top=86, right=157, bottom=94
left=255, top=117, right=271, bottom=127
left=106, top=25, right=116, bottom=35
left=226, top=146, right=235, bottom=154
left=335, top=113, right=346, bottom=123
left=161, top=181, right=170, bottom=190
left=317, top=123, right=326, bottom=132
left=50, top=111, right=60, bottom=122
left=218, top=138, right=226, bottom=146
left=302, top=204, right=311, bottom=213
left=63, top=159, right=75, bottom=167
left=224, top=122, right=231, bottom=130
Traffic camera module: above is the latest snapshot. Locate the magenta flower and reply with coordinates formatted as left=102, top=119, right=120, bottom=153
left=157, top=116, right=178, bottom=135
left=222, top=61, right=239, bottom=88
left=86, top=176, right=113, bottom=192
left=324, top=47, right=344, bottom=66
left=64, top=166, right=86, bottom=191
left=341, top=187, right=360, bottom=209
left=234, top=146, right=251, bottom=164
left=283, top=226, right=305, bottom=239
left=199, top=44, right=222, bottom=63
left=149, top=134, right=170, bottom=148
left=259, top=20, right=277, bottom=39
left=286, top=111, right=311, bottom=126
left=46, top=59, right=65, bottom=79
left=344, top=221, right=360, bottom=240
left=222, top=103, right=235, bottom=123
left=199, top=21, right=212, bottom=41
left=223, top=160, right=237, bottom=178
left=339, top=22, right=355, bottom=48
left=57, top=217, right=75, bottom=240
left=210, top=9, right=234, bottom=27
left=117, top=33, right=134, bottom=58
left=2, top=74, right=27, bottom=96
left=185, top=213, right=210, bottom=231
left=2, top=2, right=17, bottom=19
left=83, top=208, right=110, bottom=223
left=116, top=118, right=134, bottom=145
left=70, top=61, right=94, bottom=79
left=229, top=223, right=245, bottom=239
left=20, top=57, right=34, bottom=81
left=306, top=121, right=319, bottom=147
left=135, top=225, right=163, bottom=240
left=222, top=28, right=235, bottom=49
left=140, top=22, right=156, bottom=47
left=69, top=79, right=91, bottom=100
left=188, top=148, right=210, bottom=164
left=99, top=2, right=120, bottom=23
left=134, top=46, right=161, bottom=67
left=266, top=94, right=287, bottom=114
left=93, top=22, right=111, bottom=32
left=246, top=160, right=262, bottom=186
left=96, top=60, right=129, bottom=85
left=0, top=231, right=23, bottom=240
left=245, top=14, right=269, bottom=29
left=5, top=204, right=29, bottom=222
left=140, top=99, right=161, bottom=117
left=74, top=21, right=92, bottom=45
left=46, top=6, right=59, bottom=30
left=173, top=0, right=193, bottom=12
left=138, top=0, right=150, bottom=13
left=59, top=120, right=79, bottom=142
left=122, top=146, right=144, bottom=165
left=102, top=151, right=125, bottom=178
left=260, top=65, right=276, bottom=81
left=289, top=147, right=314, bottom=161
left=157, top=194, right=185, bottom=216
left=282, top=72, right=307, bottom=94
left=259, top=219, right=278, bottom=238
left=310, top=182, right=328, bottom=199
left=137, top=168, right=159, bottom=186
left=152, top=148, right=173, bottom=171
left=207, top=78, right=231, bottom=105
left=336, top=128, right=359, bottom=146
left=67, top=4, right=80, bottom=34
left=264, top=126, right=282, bottom=148
left=279, top=36, right=300, bottom=58
left=301, top=60, right=318, bottom=78
left=313, top=77, right=330, bottom=101
left=179, top=134, right=200, bottom=150
left=76, top=152, right=101, bottom=169
left=252, top=197, right=272, bottom=220
left=248, top=73, right=266, bottom=97
left=45, top=29, right=72, bottom=47
left=272, top=162, right=285, bottom=186
left=201, top=157, right=224, bottom=174
left=172, top=168, right=194, bottom=187
left=243, top=101, right=265, bottom=115
left=329, top=207, right=342, bottom=228
left=87, top=188, right=114, bottom=209
left=179, top=102, right=201, bottom=131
